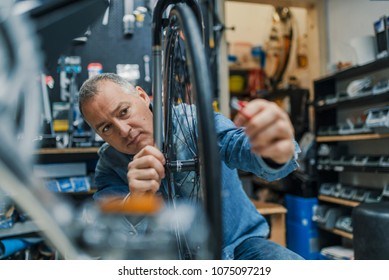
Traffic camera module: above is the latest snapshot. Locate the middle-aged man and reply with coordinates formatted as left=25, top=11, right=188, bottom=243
left=78, top=73, right=303, bottom=260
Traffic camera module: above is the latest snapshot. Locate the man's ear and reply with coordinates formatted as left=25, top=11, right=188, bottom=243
left=135, top=86, right=150, bottom=106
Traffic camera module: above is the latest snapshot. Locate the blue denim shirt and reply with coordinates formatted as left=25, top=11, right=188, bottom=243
left=93, top=111, right=299, bottom=259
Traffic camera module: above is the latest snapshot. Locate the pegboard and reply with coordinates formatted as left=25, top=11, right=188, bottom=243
left=47, top=0, right=153, bottom=102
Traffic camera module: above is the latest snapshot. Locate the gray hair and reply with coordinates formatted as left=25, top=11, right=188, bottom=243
left=78, top=73, right=137, bottom=117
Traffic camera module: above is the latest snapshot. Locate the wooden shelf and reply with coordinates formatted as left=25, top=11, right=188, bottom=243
left=319, top=225, right=353, bottom=240
left=318, top=195, right=360, bottom=207
left=251, top=200, right=287, bottom=247
left=229, top=0, right=317, bottom=9
left=36, top=147, right=99, bottom=155
left=330, top=228, right=353, bottom=240
left=251, top=200, right=287, bottom=215
left=316, top=133, right=389, bottom=142
left=314, top=53, right=389, bottom=256
left=229, top=65, right=260, bottom=71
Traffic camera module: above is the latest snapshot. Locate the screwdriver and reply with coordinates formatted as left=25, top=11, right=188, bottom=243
left=230, top=97, right=252, bottom=120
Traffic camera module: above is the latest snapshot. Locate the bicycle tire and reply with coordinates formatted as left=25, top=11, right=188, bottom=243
left=152, top=2, right=222, bottom=259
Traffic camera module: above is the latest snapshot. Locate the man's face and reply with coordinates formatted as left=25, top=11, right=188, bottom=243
left=82, top=80, right=154, bottom=154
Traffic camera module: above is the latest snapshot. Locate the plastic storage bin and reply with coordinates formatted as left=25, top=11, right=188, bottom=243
left=286, top=221, right=320, bottom=260
left=284, top=194, right=318, bottom=227
left=284, top=195, right=320, bottom=259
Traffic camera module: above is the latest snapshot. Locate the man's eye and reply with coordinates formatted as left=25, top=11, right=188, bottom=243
left=120, top=108, right=129, bottom=117
left=102, top=125, right=111, bottom=134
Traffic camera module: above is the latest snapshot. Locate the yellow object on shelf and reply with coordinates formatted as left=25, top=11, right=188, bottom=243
left=53, top=120, right=69, bottom=132
left=229, top=75, right=245, bottom=92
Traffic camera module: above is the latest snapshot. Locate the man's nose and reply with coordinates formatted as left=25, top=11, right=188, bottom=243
left=116, top=120, right=131, bottom=137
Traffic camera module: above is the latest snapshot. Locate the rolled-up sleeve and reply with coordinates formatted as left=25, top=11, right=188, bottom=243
left=215, top=112, right=300, bottom=181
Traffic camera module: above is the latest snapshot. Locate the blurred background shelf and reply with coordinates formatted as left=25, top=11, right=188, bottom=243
left=0, top=221, right=39, bottom=239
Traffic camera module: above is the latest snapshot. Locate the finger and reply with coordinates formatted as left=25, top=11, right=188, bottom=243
left=134, top=145, right=166, bottom=165
left=129, top=155, right=165, bottom=179
left=234, top=99, right=266, bottom=127
left=245, top=103, right=289, bottom=137
left=250, top=119, right=294, bottom=149
left=240, top=99, right=269, bottom=120
left=128, top=178, right=161, bottom=194
left=129, top=167, right=164, bottom=181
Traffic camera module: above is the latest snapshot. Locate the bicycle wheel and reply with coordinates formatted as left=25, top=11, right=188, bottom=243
left=153, top=2, right=222, bottom=259
left=0, top=3, right=83, bottom=259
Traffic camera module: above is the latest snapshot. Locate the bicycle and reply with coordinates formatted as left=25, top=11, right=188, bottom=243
left=0, top=0, right=223, bottom=260
left=0, top=0, right=84, bottom=259
left=152, top=0, right=222, bottom=259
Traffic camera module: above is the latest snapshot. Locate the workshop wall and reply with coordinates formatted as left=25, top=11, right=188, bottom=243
left=47, top=0, right=153, bottom=103
left=326, top=0, right=389, bottom=67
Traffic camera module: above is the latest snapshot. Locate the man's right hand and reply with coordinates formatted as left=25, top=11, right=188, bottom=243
left=127, top=145, right=166, bottom=195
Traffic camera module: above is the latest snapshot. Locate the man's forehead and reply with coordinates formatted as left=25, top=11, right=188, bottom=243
left=96, top=81, right=136, bottom=98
